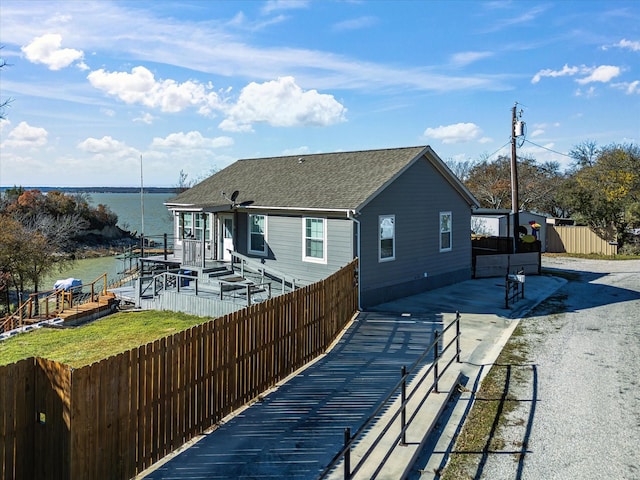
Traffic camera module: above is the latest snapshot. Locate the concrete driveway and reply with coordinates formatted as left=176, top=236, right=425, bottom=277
left=140, top=272, right=566, bottom=480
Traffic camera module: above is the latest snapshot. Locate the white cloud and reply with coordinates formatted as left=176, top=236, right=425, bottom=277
left=77, top=136, right=139, bottom=158
left=218, top=76, right=347, bottom=132
left=612, top=39, right=640, bottom=52
left=531, top=129, right=545, bottom=138
left=576, top=65, right=621, bottom=85
left=1, top=121, right=48, bottom=148
left=151, top=131, right=234, bottom=149
left=531, top=64, right=580, bottom=84
left=282, top=146, right=311, bottom=156
left=133, top=112, right=155, bottom=124
left=423, top=122, right=483, bottom=144
left=333, top=16, right=378, bottom=32
left=450, top=51, right=493, bottom=67
left=613, top=80, right=640, bottom=95
left=262, top=0, right=310, bottom=14
left=529, top=122, right=560, bottom=138
left=21, top=34, right=84, bottom=70
left=533, top=64, right=621, bottom=85
left=575, top=86, right=597, bottom=98
left=87, top=66, right=222, bottom=114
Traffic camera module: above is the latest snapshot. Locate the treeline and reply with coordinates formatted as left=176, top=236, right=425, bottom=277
left=449, top=141, right=640, bottom=253
left=0, top=186, right=177, bottom=194
left=0, top=187, right=136, bottom=313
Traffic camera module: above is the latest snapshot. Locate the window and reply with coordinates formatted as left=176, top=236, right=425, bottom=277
left=303, top=217, right=326, bottom=263
left=440, top=212, right=452, bottom=252
left=178, top=212, right=210, bottom=241
left=223, top=218, right=233, bottom=239
left=248, top=214, right=267, bottom=255
left=379, top=215, right=395, bottom=261
left=180, top=212, right=193, bottom=239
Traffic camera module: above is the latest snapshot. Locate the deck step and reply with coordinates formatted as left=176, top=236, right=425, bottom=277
left=207, top=267, right=234, bottom=278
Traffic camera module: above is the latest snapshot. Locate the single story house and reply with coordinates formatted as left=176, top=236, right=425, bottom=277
left=165, top=146, right=480, bottom=308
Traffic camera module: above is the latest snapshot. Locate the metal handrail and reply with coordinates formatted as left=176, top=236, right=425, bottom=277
left=218, top=279, right=272, bottom=305
left=229, top=251, right=299, bottom=292
left=318, top=312, right=462, bottom=479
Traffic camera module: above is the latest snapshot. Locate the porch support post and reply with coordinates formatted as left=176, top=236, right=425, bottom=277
left=201, top=213, right=207, bottom=268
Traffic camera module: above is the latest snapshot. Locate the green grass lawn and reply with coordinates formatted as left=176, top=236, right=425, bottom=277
left=0, top=310, right=211, bottom=368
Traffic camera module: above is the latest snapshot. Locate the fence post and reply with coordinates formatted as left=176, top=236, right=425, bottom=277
left=433, top=330, right=440, bottom=393
left=164, top=232, right=168, bottom=260
left=455, top=311, right=461, bottom=363
left=401, top=365, right=407, bottom=445
left=344, top=427, right=351, bottom=479
left=505, top=274, right=509, bottom=308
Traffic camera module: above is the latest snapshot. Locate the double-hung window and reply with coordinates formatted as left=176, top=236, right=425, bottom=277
left=440, top=212, right=452, bottom=252
left=248, top=214, right=267, bottom=255
left=303, top=217, right=326, bottom=263
left=379, top=215, right=395, bottom=261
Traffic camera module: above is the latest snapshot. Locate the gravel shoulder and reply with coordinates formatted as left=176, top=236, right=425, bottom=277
left=479, top=257, right=640, bottom=480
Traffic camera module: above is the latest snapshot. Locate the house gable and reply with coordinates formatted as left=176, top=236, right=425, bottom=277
left=356, top=156, right=475, bottom=306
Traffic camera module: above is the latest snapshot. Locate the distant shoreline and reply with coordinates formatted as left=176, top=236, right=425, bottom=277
left=0, top=186, right=178, bottom=194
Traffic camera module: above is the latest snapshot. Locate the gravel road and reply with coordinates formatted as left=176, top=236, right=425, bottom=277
left=480, top=257, right=640, bottom=480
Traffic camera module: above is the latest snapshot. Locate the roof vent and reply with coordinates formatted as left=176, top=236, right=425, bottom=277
left=298, top=157, right=305, bottom=164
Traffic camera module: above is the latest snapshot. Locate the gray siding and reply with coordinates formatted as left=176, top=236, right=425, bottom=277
left=236, top=212, right=354, bottom=285
left=358, top=157, right=473, bottom=307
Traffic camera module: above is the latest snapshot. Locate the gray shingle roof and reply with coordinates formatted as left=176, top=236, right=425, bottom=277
left=166, top=146, right=477, bottom=211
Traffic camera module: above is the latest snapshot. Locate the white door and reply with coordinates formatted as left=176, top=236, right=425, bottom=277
left=220, top=215, right=234, bottom=261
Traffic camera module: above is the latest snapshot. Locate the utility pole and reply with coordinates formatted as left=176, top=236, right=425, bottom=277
left=510, top=103, right=520, bottom=252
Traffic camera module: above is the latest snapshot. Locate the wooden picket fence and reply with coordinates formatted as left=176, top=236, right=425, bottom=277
left=1, top=259, right=359, bottom=480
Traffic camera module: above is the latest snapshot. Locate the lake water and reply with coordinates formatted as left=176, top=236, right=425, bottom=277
left=89, top=192, right=175, bottom=238
left=44, top=192, right=175, bottom=289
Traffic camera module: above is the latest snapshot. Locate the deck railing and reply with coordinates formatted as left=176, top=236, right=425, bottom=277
left=229, top=251, right=300, bottom=292
left=0, top=274, right=108, bottom=333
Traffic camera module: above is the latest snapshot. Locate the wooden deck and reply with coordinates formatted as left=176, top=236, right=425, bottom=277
left=54, top=293, right=120, bottom=325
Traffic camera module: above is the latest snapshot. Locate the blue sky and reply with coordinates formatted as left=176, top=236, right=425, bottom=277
left=1, top=0, right=638, bottom=188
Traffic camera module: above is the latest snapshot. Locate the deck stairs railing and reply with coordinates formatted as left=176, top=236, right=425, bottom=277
left=0, top=274, right=109, bottom=334
left=228, top=251, right=300, bottom=293
left=136, top=252, right=297, bottom=307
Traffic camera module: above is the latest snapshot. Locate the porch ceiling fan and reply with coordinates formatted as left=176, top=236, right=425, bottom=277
left=221, top=190, right=254, bottom=208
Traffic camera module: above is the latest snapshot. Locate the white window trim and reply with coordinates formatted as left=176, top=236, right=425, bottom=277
left=440, top=211, right=452, bottom=252
left=302, top=217, right=327, bottom=264
left=379, top=214, right=396, bottom=262
left=248, top=214, right=268, bottom=256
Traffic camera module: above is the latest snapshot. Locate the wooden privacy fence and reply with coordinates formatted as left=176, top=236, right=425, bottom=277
left=1, top=259, right=359, bottom=480
left=547, top=225, right=618, bottom=255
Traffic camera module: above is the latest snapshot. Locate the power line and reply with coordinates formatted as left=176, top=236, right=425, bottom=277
left=524, top=139, right=573, bottom=159
left=484, top=141, right=511, bottom=161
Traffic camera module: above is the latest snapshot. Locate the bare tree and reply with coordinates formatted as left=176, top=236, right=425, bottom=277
left=445, top=158, right=477, bottom=183
left=569, top=140, right=599, bottom=170
left=0, top=47, right=12, bottom=119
